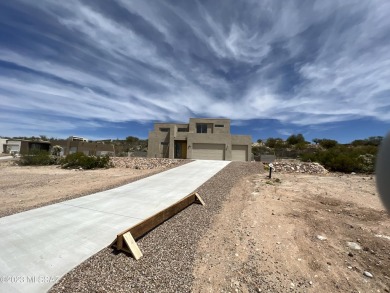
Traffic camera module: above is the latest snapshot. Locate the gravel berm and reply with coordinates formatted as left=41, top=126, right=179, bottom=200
left=50, top=161, right=264, bottom=292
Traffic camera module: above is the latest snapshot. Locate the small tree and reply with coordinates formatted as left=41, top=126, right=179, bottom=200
left=286, top=133, right=305, bottom=146
left=126, top=136, right=139, bottom=144
left=265, top=138, right=274, bottom=148
left=265, top=138, right=284, bottom=148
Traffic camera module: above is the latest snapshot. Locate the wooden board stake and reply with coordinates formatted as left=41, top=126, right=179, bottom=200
left=123, top=232, right=143, bottom=260
left=194, top=192, right=205, bottom=206
left=113, top=192, right=206, bottom=259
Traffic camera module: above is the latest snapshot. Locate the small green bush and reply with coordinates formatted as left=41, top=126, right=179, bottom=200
left=60, top=152, right=112, bottom=169
left=19, top=150, right=55, bottom=166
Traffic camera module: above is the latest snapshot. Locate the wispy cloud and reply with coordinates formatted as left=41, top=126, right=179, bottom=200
left=0, top=0, right=389, bottom=137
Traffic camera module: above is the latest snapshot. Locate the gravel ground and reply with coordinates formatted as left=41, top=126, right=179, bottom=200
left=50, top=161, right=263, bottom=293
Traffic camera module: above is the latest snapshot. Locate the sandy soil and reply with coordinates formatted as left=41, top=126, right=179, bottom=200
left=0, top=160, right=173, bottom=217
left=192, top=172, right=390, bottom=292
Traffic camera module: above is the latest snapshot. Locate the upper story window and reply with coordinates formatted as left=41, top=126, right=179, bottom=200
left=215, top=124, right=225, bottom=128
left=196, top=123, right=208, bottom=133
left=178, top=127, right=188, bottom=132
left=159, top=128, right=170, bottom=132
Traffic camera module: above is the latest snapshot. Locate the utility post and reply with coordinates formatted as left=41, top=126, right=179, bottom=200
left=268, top=163, right=274, bottom=179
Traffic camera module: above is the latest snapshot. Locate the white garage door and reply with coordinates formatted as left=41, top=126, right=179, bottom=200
left=232, top=145, right=248, bottom=161
left=8, top=144, right=20, bottom=152
left=192, top=143, right=225, bottom=160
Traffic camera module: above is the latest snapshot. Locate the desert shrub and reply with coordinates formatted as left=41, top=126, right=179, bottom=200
left=357, top=154, right=375, bottom=173
left=351, top=136, right=383, bottom=147
left=301, top=145, right=377, bottom=173
left=294, top=141, right=308, bottom=150
left=319, top=139, right=338, bottom=149
left=60, top=152, right=112, bottom=169
left=19, top=150, right=55, bottom=166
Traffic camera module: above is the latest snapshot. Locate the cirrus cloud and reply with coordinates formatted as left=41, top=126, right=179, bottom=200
left=0, top=0, right=389, bottom=138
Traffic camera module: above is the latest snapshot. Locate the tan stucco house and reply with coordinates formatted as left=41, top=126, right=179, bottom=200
left=147, top=118, right=252, bottom=161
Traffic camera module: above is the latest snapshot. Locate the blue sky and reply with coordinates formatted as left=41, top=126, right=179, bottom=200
left=0, top=0, right=389, bottom=143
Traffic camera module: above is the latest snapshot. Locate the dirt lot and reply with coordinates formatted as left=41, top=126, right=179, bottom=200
left=0, top=158, right=186, bottom=217
left=2, top=159, right=389, bottom=292
left=192, top=172, right=390, bottom=292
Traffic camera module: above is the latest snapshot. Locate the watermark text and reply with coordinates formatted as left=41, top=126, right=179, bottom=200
left=0, top=275, right=60, bottom=284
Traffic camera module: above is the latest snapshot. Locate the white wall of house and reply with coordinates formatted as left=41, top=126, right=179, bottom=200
left=0, top=139, right=8, bottom=153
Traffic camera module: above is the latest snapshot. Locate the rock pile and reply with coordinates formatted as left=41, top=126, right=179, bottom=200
left=110, top=157, right=187, bottom=170
left=272, top=161, right=328, bottom=174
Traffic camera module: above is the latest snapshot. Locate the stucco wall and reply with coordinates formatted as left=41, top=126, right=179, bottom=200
left=188, top=118, right=230, bottom=134
left=147, top=124, right=172, bottom=158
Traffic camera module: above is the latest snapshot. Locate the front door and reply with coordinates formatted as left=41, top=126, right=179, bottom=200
left=174, top=141, right=187, bottom=159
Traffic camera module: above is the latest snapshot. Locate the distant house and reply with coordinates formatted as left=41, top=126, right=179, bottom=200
left=3, top=140, right=51, bottom=154
left=147, top=118, right=252, bottom=161
left=51, top=137, right=116, bottom=156
left=67, top=136, right=88, bottom=142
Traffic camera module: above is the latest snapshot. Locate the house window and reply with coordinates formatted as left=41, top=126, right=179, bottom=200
left=160, top=128, right=170, bottom=132
left=215, top=124, right=224, bottom=128
left=196, top=124, right=208, bottom=133
left=178, top=128, right=188, bottom=132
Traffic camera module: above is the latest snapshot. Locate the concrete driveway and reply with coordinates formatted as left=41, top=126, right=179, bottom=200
left=0, top=160, right=230, bottom=293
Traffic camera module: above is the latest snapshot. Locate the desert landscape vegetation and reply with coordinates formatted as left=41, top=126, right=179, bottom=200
left=0, top=134, right=389, bottom=292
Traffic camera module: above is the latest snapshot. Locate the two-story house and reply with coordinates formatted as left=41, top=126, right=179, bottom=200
left=147, top=118, right=252, bottom=161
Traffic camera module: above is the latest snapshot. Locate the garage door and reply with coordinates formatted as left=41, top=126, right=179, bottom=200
left=192, top=143, right=225, bottom=160
left=232, top=145, right=248, bottom=161
left=8, top=144, right=20, bottom=152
